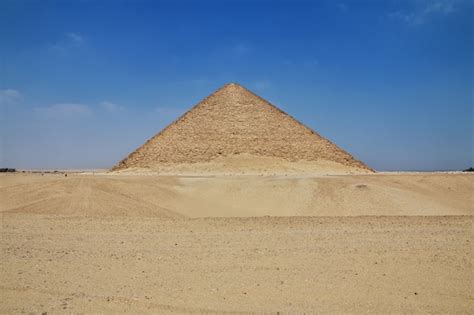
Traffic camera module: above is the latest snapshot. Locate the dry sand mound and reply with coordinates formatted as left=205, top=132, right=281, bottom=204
left=1, top=173, right=472, bottom=217
left=113, top=83, right=372, bottom=173
left=0, top=174, right=182, bottom=218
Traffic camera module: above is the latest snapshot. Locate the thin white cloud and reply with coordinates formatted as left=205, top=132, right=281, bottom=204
left=0, top=89, right=21, bottom=105
left=99, top=101, right=124, bottom=112
left=424, top=0, right=456, bottom=15
left=66, top=32, right=85, bottom=46
left=48, top=44, right=67, bottom=54
left=48, top=32, right=86, bottom=54
left=389, top=11, right=424, bottom=25
left=35, top=103, right=92, bottom=117
left=390, top=0, right=458, bottom=25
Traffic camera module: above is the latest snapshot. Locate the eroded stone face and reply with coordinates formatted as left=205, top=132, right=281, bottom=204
left=113, top=83, right=372, bottom=171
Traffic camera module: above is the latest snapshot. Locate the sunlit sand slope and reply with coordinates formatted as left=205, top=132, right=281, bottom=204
left=1, top=173, right=472, bottom=217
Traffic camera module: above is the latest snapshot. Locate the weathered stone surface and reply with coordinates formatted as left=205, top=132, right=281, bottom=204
left=113, top=83, right=372, bottom=171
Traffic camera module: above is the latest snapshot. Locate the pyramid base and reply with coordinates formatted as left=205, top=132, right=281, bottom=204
left=110, top=153, right=374, bottom=176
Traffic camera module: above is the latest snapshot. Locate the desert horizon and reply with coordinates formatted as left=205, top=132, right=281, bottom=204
left=2, top=1, right=472, bottom=314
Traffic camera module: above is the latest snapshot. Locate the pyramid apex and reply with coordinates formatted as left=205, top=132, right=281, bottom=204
left=223, top=82, right=244, bottom=89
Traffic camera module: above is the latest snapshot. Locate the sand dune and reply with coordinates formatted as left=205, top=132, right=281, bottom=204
left=1, top=172, right=472, bottom=217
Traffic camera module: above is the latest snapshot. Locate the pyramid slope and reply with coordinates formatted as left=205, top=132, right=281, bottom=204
left=113, top=83, right=372, bottom=172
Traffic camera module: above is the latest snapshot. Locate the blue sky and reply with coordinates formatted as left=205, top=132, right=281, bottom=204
left=1, top=0, right=472, bottom=171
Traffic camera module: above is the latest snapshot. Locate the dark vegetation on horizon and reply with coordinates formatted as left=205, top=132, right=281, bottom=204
left=0, top=168, right=16, bottom=172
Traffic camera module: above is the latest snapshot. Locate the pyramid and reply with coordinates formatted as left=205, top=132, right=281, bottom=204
left=113, top=83, right=372, bottom=172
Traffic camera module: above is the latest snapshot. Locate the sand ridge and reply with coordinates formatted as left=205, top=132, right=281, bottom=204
left=1, top=172, right=472, bottom=217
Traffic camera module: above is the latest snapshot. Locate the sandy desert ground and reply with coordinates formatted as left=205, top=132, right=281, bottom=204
left=1, top=172, right=473, bottom=313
